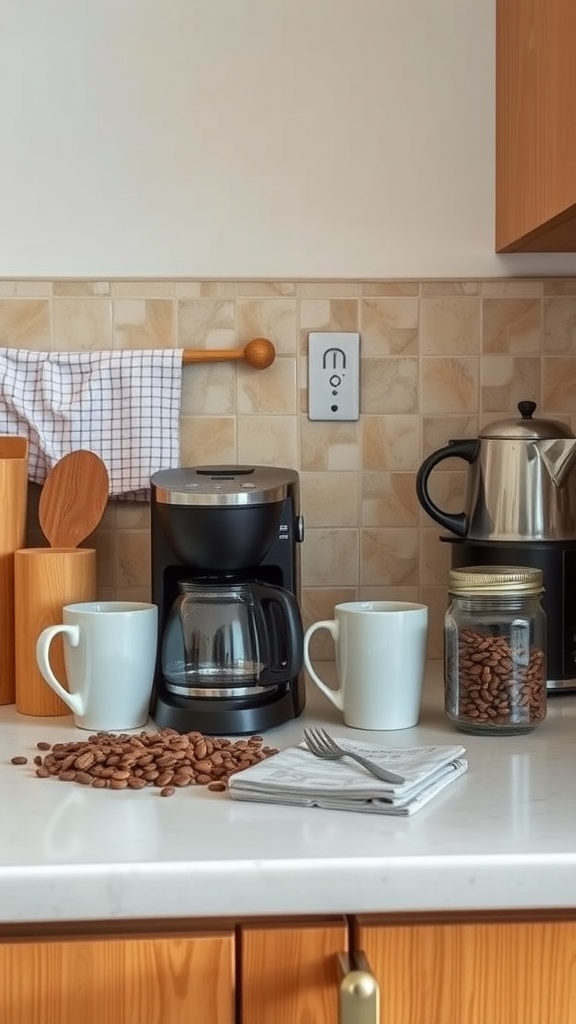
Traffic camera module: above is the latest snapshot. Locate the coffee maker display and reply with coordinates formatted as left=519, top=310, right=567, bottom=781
left=416, top=401, right=576, bottom=692
left=150, top=465, right=305, bottom=734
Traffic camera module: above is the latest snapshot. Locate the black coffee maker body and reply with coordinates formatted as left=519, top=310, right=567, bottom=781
left=150, top=465, right=306, bottom=734
left=416, top=402, right=576, bottom=693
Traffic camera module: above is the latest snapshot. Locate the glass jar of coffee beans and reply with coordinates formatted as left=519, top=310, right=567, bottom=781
left=444, top=566, right=547, bottom=735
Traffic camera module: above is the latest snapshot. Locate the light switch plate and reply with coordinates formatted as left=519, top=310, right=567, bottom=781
left=308, top=332, right=360, bottom=421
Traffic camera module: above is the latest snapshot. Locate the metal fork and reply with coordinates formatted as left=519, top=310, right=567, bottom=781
left=303, top=727, right=406, bottom=785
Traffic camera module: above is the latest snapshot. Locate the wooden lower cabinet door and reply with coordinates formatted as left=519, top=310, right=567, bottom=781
left=355, top=914, right=576, bottom=1024
left=240, top=917, right=347, bottom=1024
left=0, top=930, right=235, bottom=1024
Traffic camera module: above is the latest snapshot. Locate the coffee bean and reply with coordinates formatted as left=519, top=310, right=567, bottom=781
left=9, top=728, right=279, bottom=795
left=156, top=753, right=179, bottom=768
left=447, top=626, right=546, bottom=731
left=156, top=770, right=174, bottom=787
left=194, top=740, right=208, bottom=761
left=75, top=771, right=94, bottom=785
left=75, top=751, right=96, bottom=771
left=127, top=777, right=147, bottom=790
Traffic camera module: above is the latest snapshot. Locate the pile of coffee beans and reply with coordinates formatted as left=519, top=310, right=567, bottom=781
left=10, top=728, right=279, bottom=797
left=450, top=626, right=546, bottom=729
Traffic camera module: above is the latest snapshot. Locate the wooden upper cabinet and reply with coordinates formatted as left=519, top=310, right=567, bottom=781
left=496, top=0, right=576, bottom=252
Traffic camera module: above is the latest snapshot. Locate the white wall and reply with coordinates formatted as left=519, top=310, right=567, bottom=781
left=1, top=0, right=575, bottom=279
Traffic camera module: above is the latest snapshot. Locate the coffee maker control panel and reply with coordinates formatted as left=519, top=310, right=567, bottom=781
left=276, top=505, right=304, bottom=555
left=151, top=465, right=300, bottom=507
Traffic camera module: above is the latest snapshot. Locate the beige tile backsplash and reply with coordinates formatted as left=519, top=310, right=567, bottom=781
left=8, top=276, right=576, bottom=659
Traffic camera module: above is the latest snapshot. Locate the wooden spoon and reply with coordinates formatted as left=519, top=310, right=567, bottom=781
left=38, top=450, right=109, bottom=548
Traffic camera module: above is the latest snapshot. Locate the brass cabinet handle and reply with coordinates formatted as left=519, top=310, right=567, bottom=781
left=337, top=951, right=380, bottom=1024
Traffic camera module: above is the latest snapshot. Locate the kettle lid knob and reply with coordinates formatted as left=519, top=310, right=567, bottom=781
left=518, top=400, right=537, bottom=420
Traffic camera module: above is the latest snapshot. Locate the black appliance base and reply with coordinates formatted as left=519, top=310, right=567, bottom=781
left=151, top=675, right=306, bottom=736
left=443, top=536, right=576, bottom=693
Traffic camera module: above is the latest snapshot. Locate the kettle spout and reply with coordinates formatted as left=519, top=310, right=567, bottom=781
left=539, top=438, right=576, bottom=488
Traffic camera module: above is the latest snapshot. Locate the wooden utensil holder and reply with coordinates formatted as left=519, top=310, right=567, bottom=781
left=14, top=548, right=97, bottom=716
left=0, top=437, right=28, bottom=705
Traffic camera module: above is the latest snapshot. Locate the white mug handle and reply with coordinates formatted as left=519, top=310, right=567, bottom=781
left=36, top=624, right=85, bottom=716
left=303, top=620, right=344, bottom=712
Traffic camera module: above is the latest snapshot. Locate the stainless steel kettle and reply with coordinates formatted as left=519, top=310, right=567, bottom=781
left=416, top=401, right=576, bottom=541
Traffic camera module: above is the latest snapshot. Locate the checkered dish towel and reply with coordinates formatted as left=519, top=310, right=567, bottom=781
left=0, top=348, right=183, bottom=499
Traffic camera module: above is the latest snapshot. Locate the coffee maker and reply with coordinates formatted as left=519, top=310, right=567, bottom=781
left=416, top=402, right=576, bottom=692
left=150, top=465, right=306, bottom=734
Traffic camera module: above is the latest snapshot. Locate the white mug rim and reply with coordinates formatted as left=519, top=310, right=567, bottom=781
left=334, top=601, right=427, bottom=614
left=63, top=601, right=156, bottom=616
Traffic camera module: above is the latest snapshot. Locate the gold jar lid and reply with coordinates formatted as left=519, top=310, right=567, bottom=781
left=448, top=565, right=544, bottom=596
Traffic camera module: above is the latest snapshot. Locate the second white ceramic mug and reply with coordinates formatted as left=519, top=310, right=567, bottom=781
left=36, top=601, right=158, bottom=731
left=303, top=600, right=428, bottom=730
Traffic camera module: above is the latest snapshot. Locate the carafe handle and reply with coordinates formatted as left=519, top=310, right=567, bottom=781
left=251, top=582, right=304, bottom=685
left=416, top=438, right=478, bottom=537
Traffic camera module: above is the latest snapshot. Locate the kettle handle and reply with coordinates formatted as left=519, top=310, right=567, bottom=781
left=251, top=582, right=304, bottom=685
left=415, top=438, right=479, bottom=537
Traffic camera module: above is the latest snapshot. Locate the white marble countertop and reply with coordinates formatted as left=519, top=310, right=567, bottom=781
left=2, top=663, right=576, bottom=926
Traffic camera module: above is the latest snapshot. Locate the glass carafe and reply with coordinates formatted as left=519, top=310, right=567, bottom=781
left=161, top=578, right=303, bottom=698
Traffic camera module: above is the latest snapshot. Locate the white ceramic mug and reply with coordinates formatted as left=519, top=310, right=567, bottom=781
left=36, top=601, right=158, bottom=731
left=303, top=601, right=428, bottom=730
